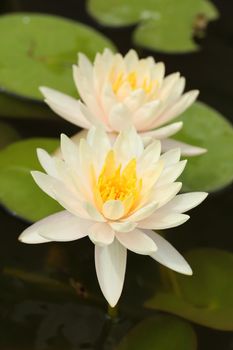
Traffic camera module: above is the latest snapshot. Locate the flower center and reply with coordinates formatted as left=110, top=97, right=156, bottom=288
left=111, top=71, right=157, bottom=95
left=95, top=151, right=142, bottom=211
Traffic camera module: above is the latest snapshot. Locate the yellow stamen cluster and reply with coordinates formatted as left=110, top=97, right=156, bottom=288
left=111, top=70, right=157, bottom=95
left=95, top=151, right=142, bottom=213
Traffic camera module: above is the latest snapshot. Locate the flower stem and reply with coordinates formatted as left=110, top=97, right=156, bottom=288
left=95, top=304, right=119, bottom=349
left=107, top=303, right=119, bottom=321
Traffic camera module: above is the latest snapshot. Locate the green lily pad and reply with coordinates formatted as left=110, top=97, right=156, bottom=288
left=3, top=267, right=75, bottom=300
left=175, top=102, right=233, bottom=192
left=87, top=0, right=218, bottom=53
left=0, top=138, right=61, bottom=222
left=0, top=92, right=57, bottom=119
left=0, top=121, right=20, bottom=148
left=145, top=248, right=233, bottom=330
left=116, top=315, right=197, bottom=350
left=0, top=13, right=115, bottom=101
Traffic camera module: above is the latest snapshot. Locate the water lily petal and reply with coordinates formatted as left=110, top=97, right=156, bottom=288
left=19, top=224, right=51, bottom=244
left=60, top=134, right=80, bottom=168
left=20, top=211, right=89, bottom=242
left=79, top=137, right=92, bottom=169
left=38, top=153, right=81, bottom=199
left=79, top=138, right=97, bottom=192
left=160, top=148, right=181, bottom=167
left=78, top=100, right=107, bottom=128
left=147, top=182, right=182, bottom=209
left=126, top=201, right=158, bottom=222
left=139, top=161, right=164, bottom=194
left=116, top=81, right=134, bottom=101
left=145, top=230, right=192, bottom=275
left=124, top=89, right=146, bottom=112
left=101, top=84, right=118, bottom=118
left=73, top=54, right=94, bottom=96
left=95, top=239, right=127, bottom=307
left=163, top=76, right=186, bottom=105
left=52, top=157, right=76, bottom=187
left=87, top=127, right=112, bottom=172
left=31, top=171, right=57, bottom=200
left=137, top=140, right=161, bottom=172
left=158, top=72, right=181, bottom=101
left=116, top=229, right=157, bottom=255
left=37, top=148, right=57, bottom=177
left=109, top=103, right=132, bottom=131
left=141, top=122, right=183, bottom=142
left=133, top=100, right=160, bottom=130
left=124, top=49, right=139, bottom=70
left=161, top=138, right=207, bottom=156
left=40, top=87, right=91, bottom=128
left=73, top=64, right=103, bottom=119
left=138, top=210, right=190, bottom=229
left=103, top=200, right=124, bottom=220
left=86, top=202, right=106, bottom=222
left=151, top=61, right=165, bottom=83
left=36, top=175, right=73, bottom=210
left=148, top=75, right=185, bottom=129
left=162, top=192, right=208, bottom=213
left=110, top=221, right=137, bottom=232
left=157, top=77, right=186, bottom=116
left=114, top=127, right=144, bottom=164
left=89, top=222, right=115, bottom=245
left=94, top=49, right=115, bottom=90
left=87, top=127, right=111, bottom=154
left=44, top=176, right=89, bottom=218
left=77, top=52, right=94, bottom=80
left=157, top=90, right=199, bottom=126
left=156, top=160, right=187, bottom=186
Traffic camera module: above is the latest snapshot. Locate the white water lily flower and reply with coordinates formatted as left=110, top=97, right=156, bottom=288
left=40, top=49, right=206, bottom=156
left=19, top=127, right=207, bottom=306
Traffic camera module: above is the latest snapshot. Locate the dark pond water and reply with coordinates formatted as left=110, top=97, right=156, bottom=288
left=0, top=0, right=233, bottom=349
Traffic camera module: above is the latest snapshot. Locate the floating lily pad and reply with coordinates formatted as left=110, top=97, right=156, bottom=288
left=3, top=267, right=75, bottom=300
left=0, top=138, right=61, bottom=222
left=87, top=0, right=218, bottom=53
left=175, top=102, right=233, bottom=192
left=0, top=13, right=115, bottom=101
left=0, top=121, right=20, bottom=148
left=116, top=315, right=197, bottom=350
left=145, top=248, right=233, bottom=330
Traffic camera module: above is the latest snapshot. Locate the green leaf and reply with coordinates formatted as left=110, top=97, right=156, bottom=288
left=0, top=13, right=115, bottom=101
left=87, top=0, right=219, bottom=53
left=0, top=121, right=20, bottom=148
left=0, top=92, right=57, bottom=119
left=0, top=138, right=61, bottom=222
left=145, top=248, right=233, bottom=330
left=3, top=266, right=75, bottom=300
left=116, top=315, right=197, bottom=350
left=175, top=102, right=233, bottom=192
left=199, top=0, right=219, bottom=21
